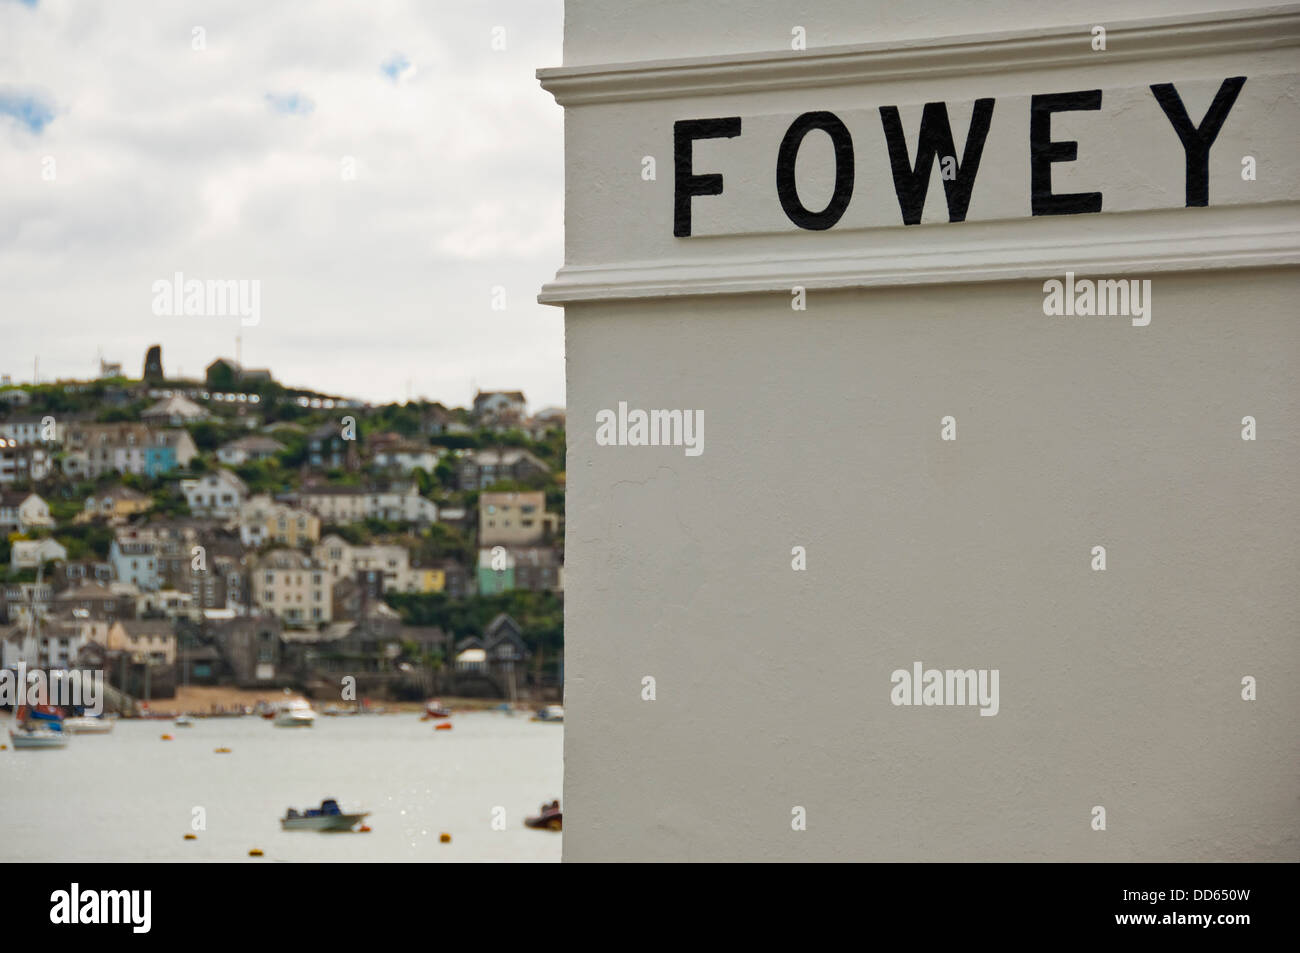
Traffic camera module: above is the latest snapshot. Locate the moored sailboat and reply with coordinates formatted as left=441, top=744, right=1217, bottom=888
left=10, top=705, right=69, bottom=749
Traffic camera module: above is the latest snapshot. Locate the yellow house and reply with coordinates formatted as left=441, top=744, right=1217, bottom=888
left=239, top=494, right=322, bottom=548
left=77, top=486, right=153, bottom=523
left=406, top=568, right=446, bottom=593
left=106, top=619, right=176, bottom=664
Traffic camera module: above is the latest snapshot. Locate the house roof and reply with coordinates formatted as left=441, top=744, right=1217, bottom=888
left=184, top=469, right=249, bottom=494
left=142, top=394, right=207, bottom=419
left=474, top=390, right=525, bottom=402
left=90, top=485, right=149, bottom=503
left=113, top=619, right=177, bottom=638
left=466, top=448, right=550, bottom=469
left=399, top=625, right=448, bottom=647
left=256, top=550, right=318, bottom=570
left=299, top=485, right=364, bottom=498
left=308, top=422, right=345, bottom=440
left=484, top=613, right=524, bottom=641
left=377, top=442, right=436, bottom=455
left=53, top=581, right=117, bottom=600
left=220, top=435, right=285, bottom=453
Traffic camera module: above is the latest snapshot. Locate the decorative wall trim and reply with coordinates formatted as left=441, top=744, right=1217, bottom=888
left=538, top=204, right=1300, bottom=304
left=537, top=6, right=1300, bottom=105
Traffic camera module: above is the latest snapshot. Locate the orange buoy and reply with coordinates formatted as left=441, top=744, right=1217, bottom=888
left=249, top=848, right=264, bottom=857
left=439, top=833, right=451, bottom=843
left=161, top=733, right=173, bottom=740
left=359, top=825, right=372, bottom=833
left=434, top=723, right=452, bottom=731
left=184, top=833, right=197, bottom=840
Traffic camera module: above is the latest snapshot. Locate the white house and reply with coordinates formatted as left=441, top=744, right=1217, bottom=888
left=0, top=442, right=53, bottom=484
left=312, top=534, right=416, bottom=591
left=217, top=435, right=285, bottom=466
left=180, top=469, right=249, bottom=519
left=238, top=494, right=321, bottom=547
left=141, top=394, right=210, bottom=426
left=473, top=390, right=527, bottom=422
left=297, top=484, right=437, bottom=525
left=0, top=490, right=53, bottom=534
left=371, top=442, right=443, bottom=474
left=0, top=418, right=64, bottom=446
left=0, top=390, right=31, bottom=407
left=10, top=538, right=68, bottom=570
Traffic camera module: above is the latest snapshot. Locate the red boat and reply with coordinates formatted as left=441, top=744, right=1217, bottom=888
left=525, top=801, right=562, bottom=832
left=420, top=700, right=451, bottom=720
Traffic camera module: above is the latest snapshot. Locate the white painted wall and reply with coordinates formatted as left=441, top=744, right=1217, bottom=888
left=543, top=2, right=1300, bottom=861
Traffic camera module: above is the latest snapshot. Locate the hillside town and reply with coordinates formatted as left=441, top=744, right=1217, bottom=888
left=0, top=346, right=566, bottom=709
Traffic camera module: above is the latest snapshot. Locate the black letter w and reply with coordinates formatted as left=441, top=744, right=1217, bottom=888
left=879, top=99, right=995, bottom=225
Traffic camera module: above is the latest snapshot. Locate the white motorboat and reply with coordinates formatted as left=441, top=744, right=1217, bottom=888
left=174, top=715, right=194, bottom=727
left=530, top=704, right=564, bottom=723
left=273, top=699, right=316, bottom=727
left=63, top=715, right=114, bottom=734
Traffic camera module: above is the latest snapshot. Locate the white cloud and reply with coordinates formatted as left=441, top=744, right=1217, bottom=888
left=0, top=0, right=566, bottom=409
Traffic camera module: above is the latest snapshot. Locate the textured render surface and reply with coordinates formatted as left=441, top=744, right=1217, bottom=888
left=563, top=274, right=1299, bottom=861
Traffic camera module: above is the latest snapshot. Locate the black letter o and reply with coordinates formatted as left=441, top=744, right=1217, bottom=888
left=776, top=112, right=854, bottom=230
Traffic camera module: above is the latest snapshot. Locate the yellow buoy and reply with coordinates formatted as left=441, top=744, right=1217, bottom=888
left=249, top=848, right=264, bottom=857
left=215, top=747, right=231, bottom=753
left=439, top=833, right=451, bottom=843
left=184, top=833, right=197, bottom=840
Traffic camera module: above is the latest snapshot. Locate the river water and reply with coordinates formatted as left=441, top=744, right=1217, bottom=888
left=0, top=711, right=563, bottom=862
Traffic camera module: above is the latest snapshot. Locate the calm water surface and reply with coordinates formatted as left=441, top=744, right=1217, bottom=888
left=0, top=711, right=563, bottom=862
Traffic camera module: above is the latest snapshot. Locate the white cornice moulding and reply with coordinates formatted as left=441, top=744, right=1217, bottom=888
left=537, top=204, right=1300, bottom=305
left=537, top=6, right=1300, bottom=105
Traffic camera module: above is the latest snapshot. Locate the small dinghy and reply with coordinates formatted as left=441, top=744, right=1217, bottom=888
left=420, top=699, right=451, bottom=720
left=280, top=799, right=369, bottom=832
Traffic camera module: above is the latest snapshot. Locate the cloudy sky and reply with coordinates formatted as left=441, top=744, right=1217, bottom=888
left=0, top=0, right=566, bottom=410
